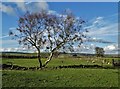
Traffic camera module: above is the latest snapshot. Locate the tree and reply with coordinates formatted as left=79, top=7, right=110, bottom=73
left=9, top=10, right=88, bottom=68
left=95, top=47, right=104, bottom=57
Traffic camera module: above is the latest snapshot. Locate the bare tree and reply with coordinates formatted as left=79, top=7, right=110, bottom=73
left=9, top=10, right=88, bottom=68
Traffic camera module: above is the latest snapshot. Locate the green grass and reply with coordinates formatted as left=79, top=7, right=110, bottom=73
left=2, top=69, right=118, bottom=87
left=2, top=57, right=119, bottom=87
left=2, top=57, right=116, bottom=67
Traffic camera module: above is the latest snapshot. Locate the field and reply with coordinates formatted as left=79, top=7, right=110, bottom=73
left=1, top=53, right=120, bottom=88
left=2, top=69, right=119, bottom=87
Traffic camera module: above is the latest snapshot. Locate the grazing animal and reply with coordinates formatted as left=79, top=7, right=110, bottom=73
left=112, top=59, right=120, bottom=67
left=107, top=62, right=110, bottom=64
left=92, top=60, right=95, bottom=63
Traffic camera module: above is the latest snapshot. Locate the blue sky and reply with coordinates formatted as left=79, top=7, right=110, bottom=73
left=0, top=2, right=119, bottom=54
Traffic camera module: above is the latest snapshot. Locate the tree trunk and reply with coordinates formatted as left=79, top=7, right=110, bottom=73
left=43, top=52, right=53, bottom=67
left=37, top=49, right=42, bottom=68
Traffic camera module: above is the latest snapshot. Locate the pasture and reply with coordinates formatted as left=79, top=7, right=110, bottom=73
left=1, top=53, right=120, bottom=88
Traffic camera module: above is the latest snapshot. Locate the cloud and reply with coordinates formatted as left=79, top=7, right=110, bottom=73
left=0, top=2, right=15, bottom=15
left=83, top=14, right=118, bottom=54
left=35, top=2, right=48, bottom=11
left=2, top=0, right=26, bottom=12
left=73, top=43, right=119, bottom=54
left=2, top=0, right=41, bottom=2
left=104, top=44, right=119, bottom=54
left=0, top=35, right=9, bottom=39
left=1, top=0, right=49, bottom=15
left=27, top=2, right=49, bottom=13
left=0, top=39, right=18, bottom=45
left=1, top=42, right=119, bottom=54
left=84, top=14, right=118, bottom=37
left=2, top=0, right=24, bottom=2
left=84, top=37, right=115, bottom=44
left=0, top=47, right=24, bottom=52
left=104, top=44, right=119, bottom=51
left=15, top=2, right=26, bottom=12
left=9, top=27, right=16, bottom=30
left=86, top=23, right=118, bottom=36
left=92, top=16, right=104, bottom=25
left=0, top=46, right=37, bottom=52
left=104, top=45, right=116, bottom=51
left=71, top=43, right=96, bottom=54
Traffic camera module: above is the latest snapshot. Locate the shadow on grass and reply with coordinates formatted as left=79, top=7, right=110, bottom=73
left=2, top=63, right=120, bottom=71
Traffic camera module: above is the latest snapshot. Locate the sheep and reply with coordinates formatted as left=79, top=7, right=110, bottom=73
left=112, top=59, right=120, bottom=67
left=92, top=60, right=95, bottom=63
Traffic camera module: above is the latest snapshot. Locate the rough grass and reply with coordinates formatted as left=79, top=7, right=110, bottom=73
left=2, top=69, right=118, bottom=87
left=2, top=57, right=116, bottom=67
left=2, top=57, right=119, bottom=87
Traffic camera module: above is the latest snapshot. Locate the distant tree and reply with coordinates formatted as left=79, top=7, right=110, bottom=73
left=95, top=47, right=104, bottom=57
left=53, top=51, right=60, bottom=58
left=9, top=10, right=88, bottom=68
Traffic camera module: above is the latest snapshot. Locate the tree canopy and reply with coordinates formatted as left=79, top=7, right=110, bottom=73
left=9, top=10, right=88, bottom=68
left=95, top=47, right=105, bottom=57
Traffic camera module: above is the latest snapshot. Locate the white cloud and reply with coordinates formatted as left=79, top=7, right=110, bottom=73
left=72, top=42, right=119, bottom=54
left=2, top=0, right=24, bottom=2
left=0, top=39, right=18, bottom=46
left=0, top=3, right=15, bottom=15
left=27, top=2, right=48, bottom=13
left=104, top=44, right=118, bottom=51
left=0, top=35, right=9, bottom=39
left=104, top=45, right=116, bottom=50
left=48, top=10, right=57, bottom=15
left=9, top=27, right=16, bottom=30
left=72, top=43, right=96, bottom=54
left=15, top=2, right=26, bottom=12
left=0, top=46, right=38, bottom=52
left=2, top=0, right=26, bottom=12
left=96, top=17, right=104, bottom=20
left=93, top=16, right=104, bottom=25
left=1, top=0, right=49, bottom=15
left=86, top=23, right=118, bottom=36
left=0, top=48, right=12, bottom=52
left=36, top=2, right=48, bottom=11
left=85, top=15, right=118, bottom=37
left=75, top=43, right=119, bottom=54
left=83, top=37, right=114, bottom=44
left=2, top=0, right=44, bottom=2
left=104, top=44, right=119, bottom=54
left=0, top=47, right=19, bottom=52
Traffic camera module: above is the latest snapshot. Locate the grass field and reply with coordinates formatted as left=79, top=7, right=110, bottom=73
left=2, top=69, right=118, bottom=87
left=2, top=57, right=118, bottom=67
left=2, top=56, right=120, bottom=87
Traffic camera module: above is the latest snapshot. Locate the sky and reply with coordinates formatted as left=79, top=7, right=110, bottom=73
left=0, top=1, right=119, bottom=54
